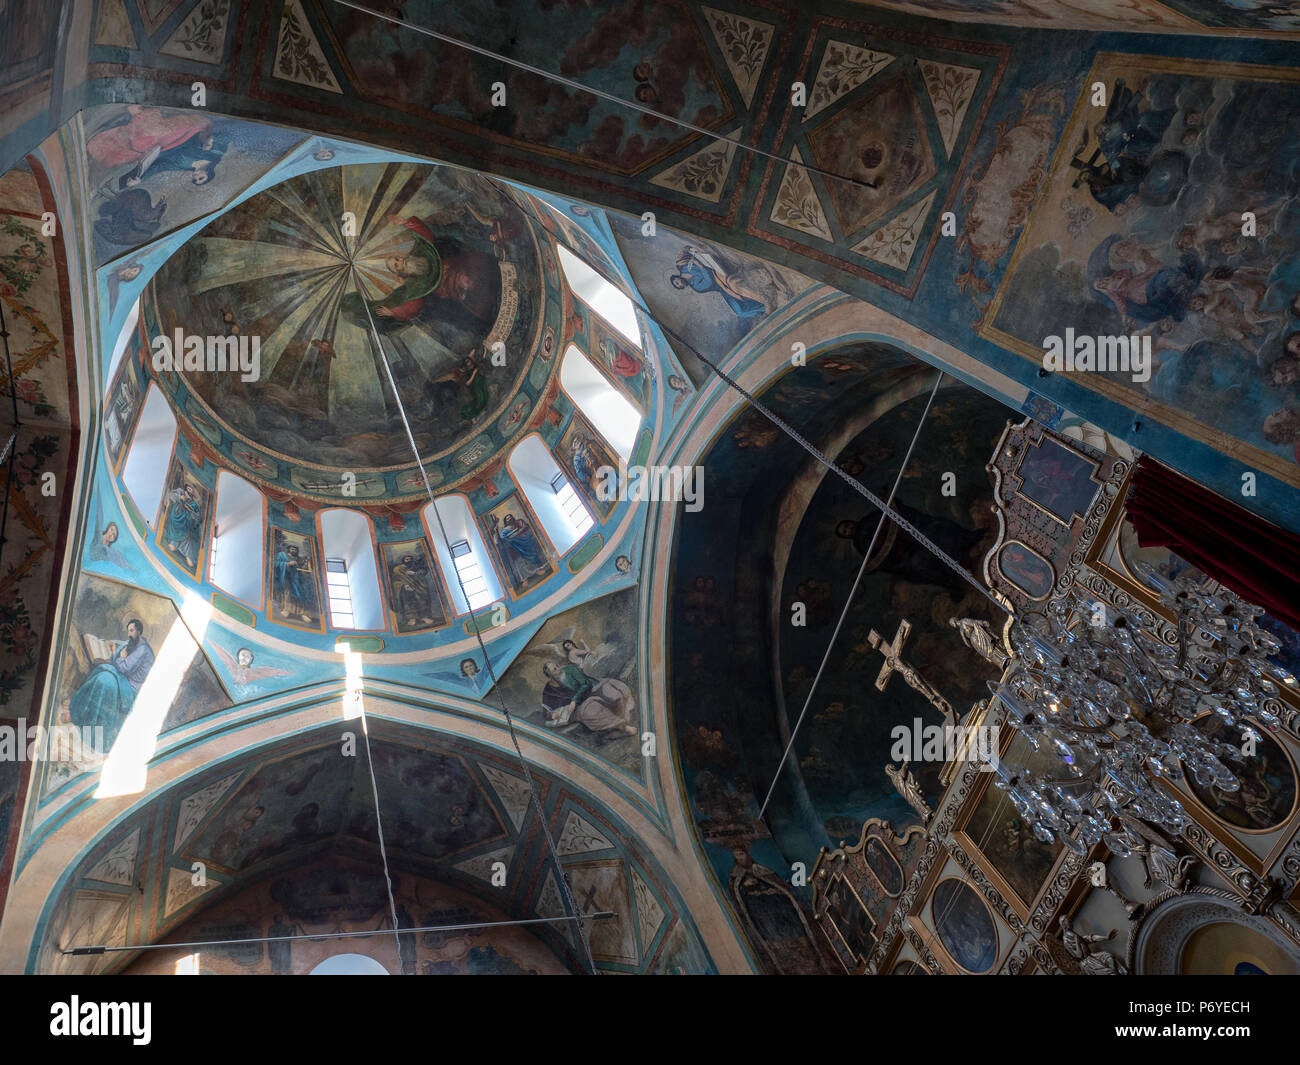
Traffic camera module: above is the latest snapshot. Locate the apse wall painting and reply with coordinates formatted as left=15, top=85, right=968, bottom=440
left=495, top=589, right=642, bottom=775
left=931, top=877, right=998, bottom=973
left=83, top=105, right=305, bottom=264
left=157, top=456, right=210, bottom=577
left=556, top=413, right=620, bottom=521
left=1186, top=717, right=1298, bottom=832
left=46, top=574, right=231, bottom=793
left=481, top=494, right=555, bottom=598
left=379, top=539, right=449, bottom=634
left=983, top=56, right=1300, bottom=487
left=268, top=528, right=323, bottom=631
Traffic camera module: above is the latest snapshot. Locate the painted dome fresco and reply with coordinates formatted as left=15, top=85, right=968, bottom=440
left=148, top=161, right=560, bottom=499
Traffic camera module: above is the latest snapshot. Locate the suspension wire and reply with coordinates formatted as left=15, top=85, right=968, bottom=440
left=328, top=0, right=893, bottom=200
left=355, top=694, right=405, bottom=972
left=758, top=370, right=944, bottom=821
left=61, top=912, right=616, bottom=955
left=332, top=0, right=1009, bottom=615
left=661, top=317, right=1011, bottom=615
left=329, top=0, right=1020, bottom=955
left=348, top=265, right=600, bottom=975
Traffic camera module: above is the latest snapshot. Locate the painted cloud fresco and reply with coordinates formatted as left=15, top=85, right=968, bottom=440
left=984, top=57, right=1300, bottom=487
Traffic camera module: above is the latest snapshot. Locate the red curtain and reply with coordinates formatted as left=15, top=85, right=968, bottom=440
left=1126, top=458, right=1300, bottom=632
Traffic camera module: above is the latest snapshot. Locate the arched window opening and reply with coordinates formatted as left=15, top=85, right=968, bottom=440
left=555, top=243, right=641, bottom=346
left=508, top=434, right=592, bottom=555
left=104, top=296, right=140, bottom=396
left=423, top=496, right=502, bottom=615
left=121, top=382, right=178, bottom=529
left=209, top=471, right=264, bottom=606
left=560, top=344, right=638, bottom=462
left=319, top=509, right=384, bottom=630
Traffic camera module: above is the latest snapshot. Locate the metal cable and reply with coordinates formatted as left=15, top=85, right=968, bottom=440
left=356, top=698, right=405, bottom=972
left=349, top=265, right=600, bottom=975
left=328, top=0, right=894, bottom=199
left=61, top=912, right=615, bottom=955
left=758, top=369, right=944, bottom=820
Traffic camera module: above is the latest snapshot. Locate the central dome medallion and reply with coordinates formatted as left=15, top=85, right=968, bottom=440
left=150, top=161, right=557, bottom=498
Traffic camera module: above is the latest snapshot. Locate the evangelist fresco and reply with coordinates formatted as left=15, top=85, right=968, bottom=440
left=83, top=105, right=304, bottom=264
left=379, top=538, right=449, bottom=634
left=152, top=161, right=544, bottom=471
left=46, top=574, right=231, bottom=792
left=481, top=493, right=555, bottom=598
left=268, top=527, right=322, bottom=630
left=156, top=456, right=210, bottom=577
left=984, top=56, right=1300, bottom=487
left=495, top=588, right=642, bottom=775
left=556, top=412, right=621, bottom=521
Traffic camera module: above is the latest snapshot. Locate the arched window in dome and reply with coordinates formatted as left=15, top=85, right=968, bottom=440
left=120, top=382, right=178, bottom=530
left=555, top=243, right=641, bottom=346
left=422, top=495, right=502, bottom=615
left=508, top=434, right=592, bottom=555
left=104, top=296, right=139, bottom=395
left=318, top=509, right=384, bottom=630
left=208, top=470, right=265, bottom=606
left=560, top=344, right=638, bottom=462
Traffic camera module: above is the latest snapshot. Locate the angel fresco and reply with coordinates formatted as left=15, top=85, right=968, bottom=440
left=213, top=645, right=292, bottom=699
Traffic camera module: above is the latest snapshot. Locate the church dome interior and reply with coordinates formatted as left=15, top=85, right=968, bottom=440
left=3, top=0, right=1300, bottom=1019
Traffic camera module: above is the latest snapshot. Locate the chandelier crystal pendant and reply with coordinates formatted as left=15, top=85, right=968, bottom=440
left=986, top=564, right=1299, bottom=859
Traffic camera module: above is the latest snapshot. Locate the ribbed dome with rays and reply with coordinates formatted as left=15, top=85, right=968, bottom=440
left=149, top=161, right=556, bottom=495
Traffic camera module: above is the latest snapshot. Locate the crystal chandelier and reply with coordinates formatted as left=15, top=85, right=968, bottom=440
left=987, top=565, right=1299, bottom=859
